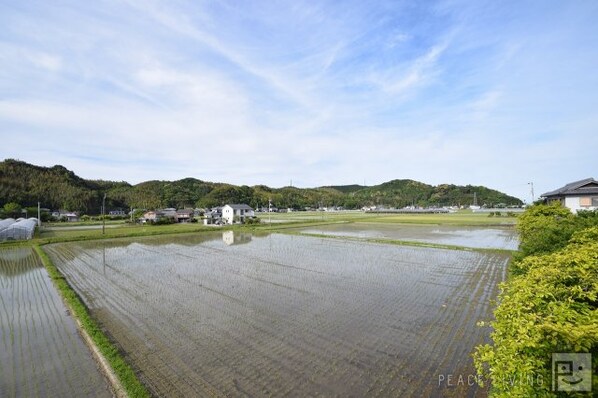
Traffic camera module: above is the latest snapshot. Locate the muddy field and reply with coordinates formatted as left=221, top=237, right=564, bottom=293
left=300, top=223, right=519, bottom=250
left=46, top=232, right=509, bottom=397
left=0, top=248, right=110, bottom=397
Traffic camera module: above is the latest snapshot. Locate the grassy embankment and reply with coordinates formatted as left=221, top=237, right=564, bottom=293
left=34, top=245, right=150, bottom=397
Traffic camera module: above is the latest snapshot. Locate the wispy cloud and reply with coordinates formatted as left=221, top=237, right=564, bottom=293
left=1, top=0, right=597, bottom=201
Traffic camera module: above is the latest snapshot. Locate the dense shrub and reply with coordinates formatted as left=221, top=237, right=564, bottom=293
left=245, top=217, right=261, bottom=225
left=515, top=203, right=576, bottom=260
left=474, top=204, right=598, bottom=397
left=153, top=217, right=175, bottom=225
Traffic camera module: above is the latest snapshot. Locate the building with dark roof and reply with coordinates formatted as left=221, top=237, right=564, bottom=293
left=541, top=178, right=598, bottom=213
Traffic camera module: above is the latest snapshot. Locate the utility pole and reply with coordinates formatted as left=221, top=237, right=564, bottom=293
left=528, top=182, right=535, bottom=203
left=102, top=193, right=106, bottom=235
left=37, top=202, right=41, bottom=227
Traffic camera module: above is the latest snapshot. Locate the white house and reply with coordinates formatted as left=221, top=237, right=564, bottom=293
left=541, top=178, right=598, bottom=213
left=222, top=204, right=254, bottom=224
left=52, top=211, right=80, bottom=222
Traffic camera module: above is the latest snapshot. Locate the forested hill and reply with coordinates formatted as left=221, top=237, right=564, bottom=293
left=0, top=159, right=522, bottom=213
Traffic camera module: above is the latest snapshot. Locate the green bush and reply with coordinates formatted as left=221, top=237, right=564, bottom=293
left=474, top=205, right=598, bottom=397
left=153, top=217, right=175, bottom=225
left=515, top=203, right=576, bottom=261
left=245, top=217, right=261, bottom=225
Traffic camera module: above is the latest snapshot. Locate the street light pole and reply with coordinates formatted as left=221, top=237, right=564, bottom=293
left=102, top=193, right=106, bottom=235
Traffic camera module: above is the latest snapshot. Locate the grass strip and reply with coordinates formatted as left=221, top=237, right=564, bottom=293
left=33, top=245, right=150, bottom=398
left=284, top=231, right=516, bottom=254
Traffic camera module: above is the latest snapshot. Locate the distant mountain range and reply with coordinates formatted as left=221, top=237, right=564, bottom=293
left=0, top=159, right=522, bottom=213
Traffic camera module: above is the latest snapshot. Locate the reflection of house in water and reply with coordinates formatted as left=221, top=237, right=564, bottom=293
left=222, top=231, right=253, bottom=246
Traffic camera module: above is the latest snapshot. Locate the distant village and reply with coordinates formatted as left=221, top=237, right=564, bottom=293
left=47, top=201, right=527, bottom=225
left=47, top=203, right=352, bottom=225
left=1, top=178, right=597, bottom=244
left=50, top=204, right=259, bottom=226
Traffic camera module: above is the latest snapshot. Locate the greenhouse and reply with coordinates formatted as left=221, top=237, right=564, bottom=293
left=0, top=218, right=38, bottom=241
left=0, top=218, right=16, bottom=232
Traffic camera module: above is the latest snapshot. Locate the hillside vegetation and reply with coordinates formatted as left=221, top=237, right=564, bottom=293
left=1, top=159, right=522, bottom=213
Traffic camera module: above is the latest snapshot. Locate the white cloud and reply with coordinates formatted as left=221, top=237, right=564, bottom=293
left=0, top=42, right=62, bottom=72
left=1, top=0, right=597, bottom=201
left=372, top=42, right=449, bottom=95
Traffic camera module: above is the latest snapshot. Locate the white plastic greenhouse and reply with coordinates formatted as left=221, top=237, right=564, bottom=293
left=0, top=218, right=16, bottom=231
left=0, top=218, right=38, bottom=241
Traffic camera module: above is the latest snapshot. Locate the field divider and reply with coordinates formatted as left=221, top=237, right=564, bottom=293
left=33, top=245, right=150, bottom=398
left=282, top=230, right=516, bottom=254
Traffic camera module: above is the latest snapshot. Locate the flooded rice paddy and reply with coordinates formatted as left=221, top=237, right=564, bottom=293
left=46, top=232, right=509, bottom=397
left=0, top=248, right=110, bottom=397
left=300, top=223, right=519, bottom=250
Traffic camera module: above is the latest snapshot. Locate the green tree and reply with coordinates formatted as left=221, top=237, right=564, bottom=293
left=3, top=202, right=22, bottom=218
left=514, top=202, right=576, bottom=264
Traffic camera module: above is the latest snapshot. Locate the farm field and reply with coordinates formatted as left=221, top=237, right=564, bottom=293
left=257, top=210, right=518, bottom=226
left=36, top=221, right=211, bottom=241
left=298, top=223, right=519, bottom=250
left=0, top=248, right=111, bottom=397
left=46, top=231, right=510, bottom=397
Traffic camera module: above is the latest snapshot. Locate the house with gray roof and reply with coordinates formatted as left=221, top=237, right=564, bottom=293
left=541, top=178, right=598, bottom=213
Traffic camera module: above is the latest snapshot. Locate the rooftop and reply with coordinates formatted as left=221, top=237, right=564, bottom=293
left=225, top=204, right=253, bottom=210
left=541, top=178, right=598, bottom=197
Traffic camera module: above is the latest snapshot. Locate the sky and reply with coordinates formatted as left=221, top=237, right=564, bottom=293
left=1, top=0, right=597, bottom=202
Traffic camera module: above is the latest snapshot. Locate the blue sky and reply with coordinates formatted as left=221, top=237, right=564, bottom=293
left=1, top=0, right=597, bottom=202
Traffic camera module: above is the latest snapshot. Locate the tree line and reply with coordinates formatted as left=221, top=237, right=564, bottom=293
left=1, top=159, right=522, bottom=214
